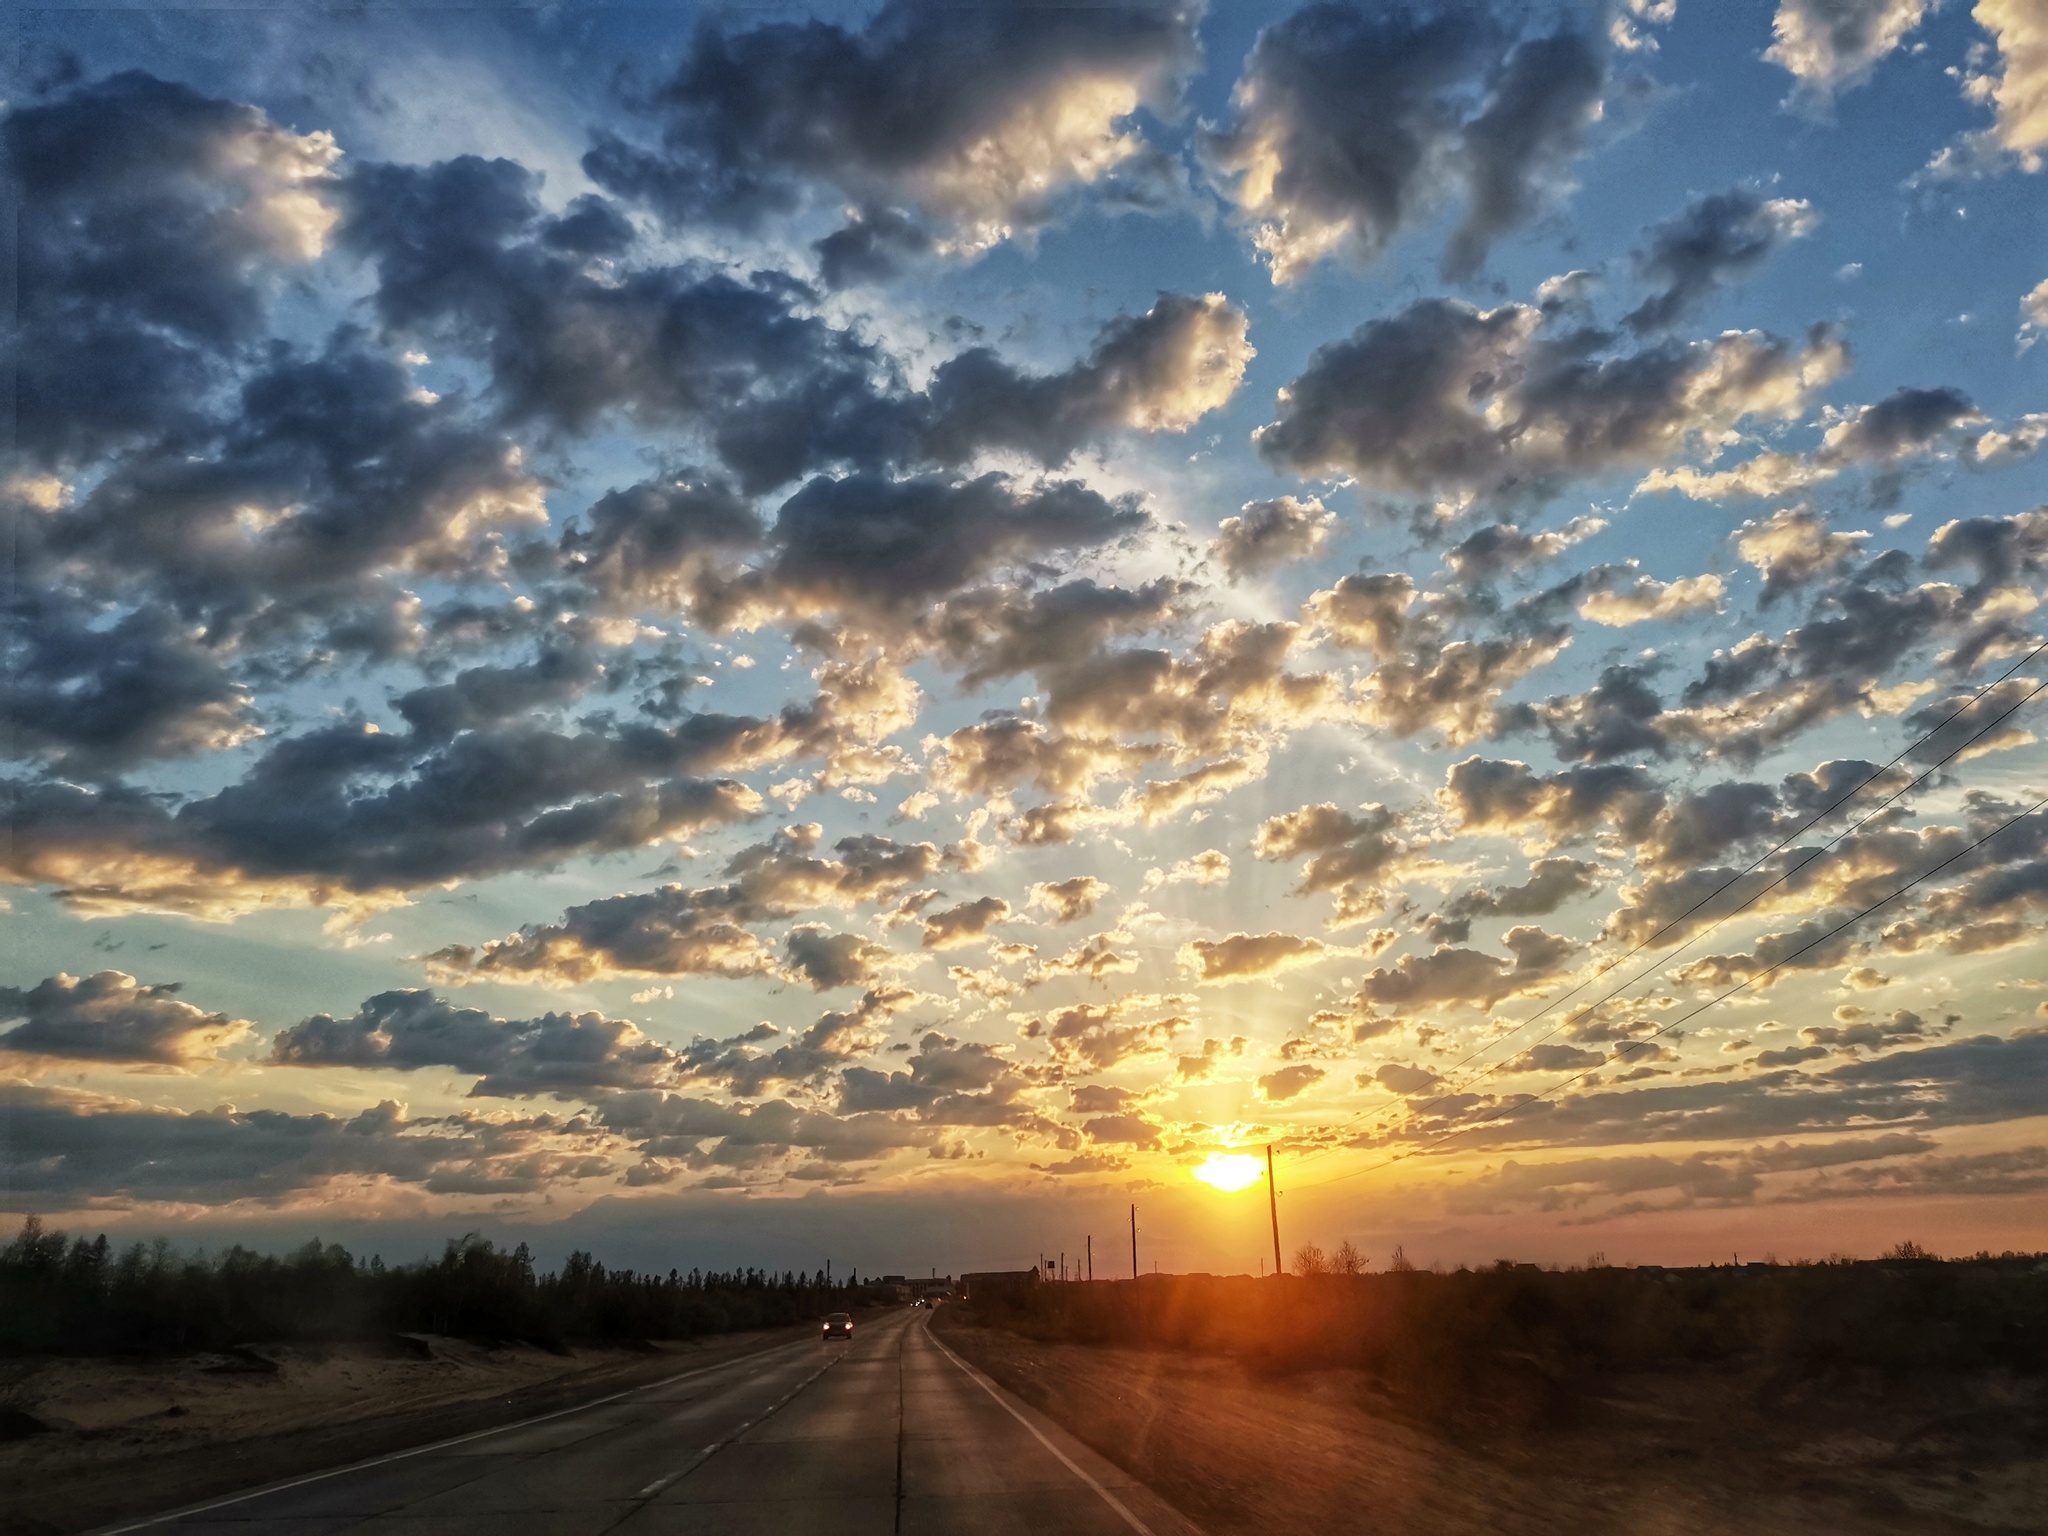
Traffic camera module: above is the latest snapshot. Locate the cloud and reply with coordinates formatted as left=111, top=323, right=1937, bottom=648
left=1254, top=802, right=1418, bottom=925
left=0, top=718, right=766, bottom=921
left=783, top=925, right=896, bottom=991
left=1200, top=3, right=1628, bottom=283
left=1258, top=297, right=1847, bottom=500
left=838, top=1031, right=1051, bottom=1134
left=0, top=1084, right=612, bottom=1206
left=1639, top=386, right=1987, bottom=504
left=1441, top=517, right=1605, bottom=585
left=1445, top=1133, right=1941, bottom=1215
left=1401, top=1032, right=2048, bottom=1155
left=1179, top=930, right=1335, bottom=984
left=921, top=896, right=1013, bottom=949
left=1765, top=0, right=1930, bottom=108
left=1733, top=506, right=1869, bottom=598
left=1624, top=187, right=1819, bottom=334
left=918, top=293, right=1253, bottom=465
left=0, top=971, right=253, bottom=1067
left=1576, top=570, right=1724, bottom=626
left=1028, top=876, right=1111, bottom=923
left=707, top=473, right=1149, bottom=635
left=676, top=985, right=922, bottom=1097
left=4, top=72, right=341, bottom=467
left=272, top=989, right=684, bottom=1097
left=2020, top=277, right=2048, bottom=350
left=1369, top=1061, right=1443, bottom=1095
left=432, top=828, right=939, bottom=985
left=583, top=0, right=1199, bottom=253
left=1144, top=850, right=1232, bottom=889
left=1439, top=755, right=1664, bottom=846
left=1924, top=0, right=2048, bottom=177
left=1029, top=995, right=1189, bottom=1070
left=1210, top=496, right=1335, bottom=581
left=1257, top=1063, right=1326, bottom=1101
left=1425, top=856, right=1605, bottom=943
left=1341, top=928, right=1577, bottom=1021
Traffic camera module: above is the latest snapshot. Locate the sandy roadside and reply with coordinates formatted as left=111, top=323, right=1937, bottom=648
left=931, top=1313, right=2048, bottom=1536
left=0, top=1326, right=812, bottom=1535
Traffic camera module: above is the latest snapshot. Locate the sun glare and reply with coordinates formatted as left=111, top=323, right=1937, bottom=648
left=1192, top=1152, right=1264, bottom=1192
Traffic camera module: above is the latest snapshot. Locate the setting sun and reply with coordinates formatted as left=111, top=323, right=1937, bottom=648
left=1192, top=1153, right=1264, bottom=1193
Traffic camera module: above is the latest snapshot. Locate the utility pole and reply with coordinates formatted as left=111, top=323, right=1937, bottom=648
left=1086, top=1235, right=1092, bottom=1282
left=1267, top=1144, right=1283, bottom=1278
left=1130, top=1203, right=1138, bottom=1280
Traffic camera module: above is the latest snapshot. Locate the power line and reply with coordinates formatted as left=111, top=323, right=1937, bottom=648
left=1289, top=645, right=2048, bottom=1163
left=1290, top=782, right=2048, bottom=1194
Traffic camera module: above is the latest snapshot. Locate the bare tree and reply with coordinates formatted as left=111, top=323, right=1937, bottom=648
left=1292, top=1241, right=1328, bottom=1276
left=1388, top=1243, right=1417, bottom=1273
left=1332, top=1239, right=1365, bottom=1275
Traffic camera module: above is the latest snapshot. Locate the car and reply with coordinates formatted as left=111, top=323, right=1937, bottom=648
left=822, top=1311, right=853, bottom=1340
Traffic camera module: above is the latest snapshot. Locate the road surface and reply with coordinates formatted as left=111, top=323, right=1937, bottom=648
left=99, top=1309, right=1200, bottom=1536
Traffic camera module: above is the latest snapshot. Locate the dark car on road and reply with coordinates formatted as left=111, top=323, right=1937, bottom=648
left=822, top=1311, right=853, bottom=1341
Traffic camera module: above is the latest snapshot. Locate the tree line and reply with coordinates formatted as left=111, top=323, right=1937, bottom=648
left=952, top=1251, right=2048, bottom=1429
left=1, top=1217, right=859, bottom=1354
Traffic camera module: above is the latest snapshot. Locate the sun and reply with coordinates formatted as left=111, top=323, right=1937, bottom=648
left=1192, top=1152, right=1264, bottom=1192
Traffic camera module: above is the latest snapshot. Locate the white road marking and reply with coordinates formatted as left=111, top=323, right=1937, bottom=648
left=923, top=1322, right=1159, bottom=1536
left=91, top=1335, right=817, bottom=1534
left=631, top=1348, right=846, bottom=1500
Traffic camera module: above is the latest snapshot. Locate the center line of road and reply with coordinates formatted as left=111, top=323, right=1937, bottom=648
left=923, top=1320, right=1159, bottom=1536
left=629, top=1348, right=846, bottom=1502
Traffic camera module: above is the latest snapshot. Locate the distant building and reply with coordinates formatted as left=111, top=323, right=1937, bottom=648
left=959, top=1269, right=1039, bottom=1300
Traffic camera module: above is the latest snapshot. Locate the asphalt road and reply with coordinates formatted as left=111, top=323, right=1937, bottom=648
left=100, top=1309, right=1200, bottom=1536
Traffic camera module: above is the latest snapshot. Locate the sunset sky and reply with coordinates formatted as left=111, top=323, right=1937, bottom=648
left=6, top=0, right=2048, bottom=1277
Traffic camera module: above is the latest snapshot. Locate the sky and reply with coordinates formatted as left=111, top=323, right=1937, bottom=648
left=6, top=0, right=2048, bottom=1278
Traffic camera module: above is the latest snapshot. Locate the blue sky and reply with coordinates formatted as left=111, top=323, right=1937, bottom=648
left=5, top=0, right=2048, bottom=1273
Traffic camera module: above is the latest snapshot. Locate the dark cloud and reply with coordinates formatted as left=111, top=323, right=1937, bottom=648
left=1180, top=930, right=1334, bottom=983
left=1027, top=876, right=1110, bottom=924
left=1209, top=496, right=1335, bottom=581
left=1, top=590, right=257, bottom=775
left=1258, top=1063, right=1326, bottom=1101
left=783, top=926, right=894, bottom=991
left=0, top=714, right=765, bottom=919
left=1253, top=802, right=1416, bottom=924
left=1201, top=2, right=1621, bottom=282
left=838, top=1031, right=1054, bottom=1135
left=914, top=293, right=1252, bottom=468
left=704, top=473, right=1148, bottom=634
left=1257, top=296, right=1847, bottom=500
left=431, top=827, right=938, bottom=986
left=1028, top=996, right=1188, bottom=1070
left=5, top=72, right=340, bottom=465
left=272, top=990, right=682, bottom=1097
left=1390, top=1031, right=2048, bottom=1153
left=922, top=896, right=1012, bottom=950
left=47, top=331, right=545, bottom=650
left=1425, top=856, right=1604, bottom=943
left=0, top=971, right=251, bottom=1066
left=583, top=0, right=1198, bottom=248
left=676, top=985, right=920, bottom=1098
left=0, top=1086, right=608, bottom=1205
left=1624, top=187, right=1818, bottom=335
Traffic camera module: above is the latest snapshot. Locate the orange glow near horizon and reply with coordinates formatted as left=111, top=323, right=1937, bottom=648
left=1192, top=1152, right=1264, bottom=1192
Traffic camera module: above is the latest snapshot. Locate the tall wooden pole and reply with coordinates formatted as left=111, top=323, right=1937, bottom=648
left=1267, top=1144, right=1283, bottom=1278
left=1086, top=1234, right=1092, bottom=1282
left=1130, top=1203, right=1138, bottom=1279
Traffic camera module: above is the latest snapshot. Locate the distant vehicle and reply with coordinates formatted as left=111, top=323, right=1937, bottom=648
left=822, top=1312, right=853, bottom=1340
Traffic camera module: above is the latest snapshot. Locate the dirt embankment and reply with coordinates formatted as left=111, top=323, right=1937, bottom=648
left=0, top=1327, right=806, bottom=1535
left=932, top=1311, right=2048, bottom=1536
